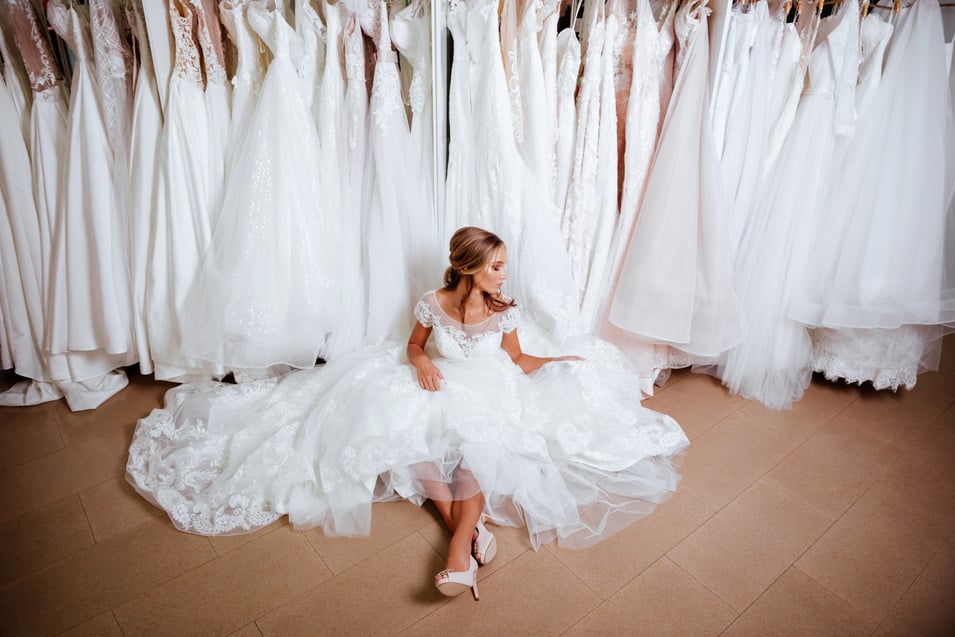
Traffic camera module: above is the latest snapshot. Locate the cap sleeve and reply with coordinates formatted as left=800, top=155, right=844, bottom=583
left=499, top=305, right=520, bottom=334
left=414, top=292, right=439, bottom=328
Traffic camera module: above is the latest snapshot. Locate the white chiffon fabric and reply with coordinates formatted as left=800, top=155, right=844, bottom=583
left=610, top=0, right=743, bottom=360
left=127, top=291, right=689, bottom=549
left=179, top=2, right=340, bottom=375
left=717, top=0, right=860, bottom=410
left=792, top=1, right=955, bottom=390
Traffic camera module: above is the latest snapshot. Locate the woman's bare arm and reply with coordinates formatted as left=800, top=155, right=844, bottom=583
left=407, top=321, right=444, bottom=391
left=501, top=329, right=580, bottom=374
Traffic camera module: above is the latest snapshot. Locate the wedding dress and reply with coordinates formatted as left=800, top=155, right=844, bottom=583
left=794, top=0, right=955, bottom=390
left=179, top=0, right=340, bottom=375
left=364, top=0, right=415, bottom=345
left=717, top=0, right=860, bottom=410
left=127, top=291, right=689, bottom=549
left=0, top=0, right=66, bottom=406
left=127, top=0, right=162, bottom=376
left=220, top=0, right=267, bottom=177
left=147, top=0, right=220, bottom=381
left=444, top=0, right=580, bottom=338
left=553, top=25, right=581, bottom=215
left=610, top=0, right=743, bottom=359
left=389, top=0, right=442, bottom=304
left=320, top=8, right=369, bottom=360
left=45, top=0, right=133, bottom=408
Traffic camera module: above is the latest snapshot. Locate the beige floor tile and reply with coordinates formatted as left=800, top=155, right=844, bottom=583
left=0, top=518, right=215, bottom=635
left=0, top=495, right=94, bottom=586
left=563, top=557, right=737, bottom=637
left=678, top=410, right=804, bottom=511
left=736, top=379, right=855, bottom=447
left=550, top=488, right=714, bottom=600
left=796, top=484, right=951, bottom=621
left=765, top=421, right=902, bottom=520
left=57, top=611, right=124, bottom=636
left=828, top=381, right=953, bottom=451
left=257, top=533, right=446, bottom=637
left=642, top=372, right=746, bottom=440
left=113, top=525, right=330, bottom=637
left=0, top=404, right=64, bottom=471
left=0, top=426, right=131, bottom=524
left=50, top=369, right=172, bottom=446
left=398, top=549, right=601, bottom=637
left=79, top=477, right=166, bottom=543
left=722, top=567, right=875, bottom=637
left=874, top=534, right=955, bottom=637
left=206, top=519, right=289, bottom=557
left=304, top=500, right=435, bottom=574
left=668, top=480, right=830, bottom=611
left=227, top=623, right=264, bottom=637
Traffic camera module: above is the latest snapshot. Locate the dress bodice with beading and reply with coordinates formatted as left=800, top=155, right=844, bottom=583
left=414, top=291, right=519, bottom=361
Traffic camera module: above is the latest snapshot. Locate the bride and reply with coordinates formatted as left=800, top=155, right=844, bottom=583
left=126, top=227, right=689, bottom=599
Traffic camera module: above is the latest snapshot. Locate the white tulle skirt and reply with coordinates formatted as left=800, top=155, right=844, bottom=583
left=127, top=339, right=688, bottom=550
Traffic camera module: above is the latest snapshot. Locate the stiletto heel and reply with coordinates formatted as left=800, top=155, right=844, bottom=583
left=473, top=518, right=497, bottom=566
left=434, top=556, right=480, bottom=600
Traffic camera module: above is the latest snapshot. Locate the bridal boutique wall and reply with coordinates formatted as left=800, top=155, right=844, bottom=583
left=0, top=0, right=953, bottom=413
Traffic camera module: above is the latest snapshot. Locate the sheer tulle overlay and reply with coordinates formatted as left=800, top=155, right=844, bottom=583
left=128, top=292, right=689, bottom=550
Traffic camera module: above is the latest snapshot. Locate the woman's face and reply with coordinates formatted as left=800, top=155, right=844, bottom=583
left=474, top=246, right=507, bottom=295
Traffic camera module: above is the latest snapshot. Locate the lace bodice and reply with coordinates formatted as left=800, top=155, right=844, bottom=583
left=390, top=0, right=430, bottom=114
left=169, top=1, right=203, bottom=85
left=220, top=0, right=266, bottom=88
left=414, top=291, right=519, bottom=361
left=47, top=0, right=91, bottom=62
left=804, top=0, right=859, bottom=136
left=248, top=1, right=301, bottom=63
left=9, top=0, right=63, bottom=95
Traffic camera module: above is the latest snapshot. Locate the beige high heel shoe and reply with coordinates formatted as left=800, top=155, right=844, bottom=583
left=434, top=556, right=480, bottom=600
left=472, top=518, right=497, bottom=566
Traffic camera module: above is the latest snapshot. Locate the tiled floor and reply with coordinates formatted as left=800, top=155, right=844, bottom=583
left=1, top=338, right=953, bottom=636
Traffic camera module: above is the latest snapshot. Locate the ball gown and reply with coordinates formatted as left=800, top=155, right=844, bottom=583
left=127, top=292, right=689, bottom=550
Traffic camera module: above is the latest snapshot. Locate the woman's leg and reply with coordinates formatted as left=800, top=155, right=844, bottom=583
left=446, top=491, right=485, bottom=571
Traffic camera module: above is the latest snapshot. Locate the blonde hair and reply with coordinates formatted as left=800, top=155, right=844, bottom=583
left=443, top=227, right=516, bottom=315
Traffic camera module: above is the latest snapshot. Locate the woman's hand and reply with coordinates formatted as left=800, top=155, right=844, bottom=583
left=415, top=358, right=445, bottom=391
left=551, top=355, right=583, bottom=363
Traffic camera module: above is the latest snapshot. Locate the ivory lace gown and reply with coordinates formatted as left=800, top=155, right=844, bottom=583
left=127, top=291, right=688, bottom=549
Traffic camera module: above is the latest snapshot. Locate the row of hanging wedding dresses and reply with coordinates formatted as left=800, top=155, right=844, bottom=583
left=705, top=0, right=954, bottom=408
left=792, top=0, right=955, bottom=391
left=2, top=0, right=953, bottom=412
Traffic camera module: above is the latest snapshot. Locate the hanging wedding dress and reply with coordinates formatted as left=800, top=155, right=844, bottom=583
left=563, top=7, right=618, bottom=327
left=793, top=0, right=955, bottom=391
left=0, top=38, right=51, bottom=404
left=0, top=0, right=65, bottom=406
left=323, top=7, right=369, bottom=360
left=296, top=0, right=325, bottom=123
left=717, top=0, right=859, bottom=410
left=592, top=0, right=667, bottom=395
left=0, top=5, right=31, bottom=144
left=444, top=0, right=581, bottom=338
left=127, top=290, right=689, bottom=549
left=553, top=24, right=581, bottom=215
left=610, top=0, right=743, bottom=360
left=179, top=0, right=340, bottom=375
left=391, top=0, right=442, bottom=303
left=579, top=10, right=621, bottom=330
left=220, top=0, right=267, bottom=176
left=364, top=0, right=416, bottom=345
left=720, top=0, right=776, bottom=259
left=147, top=0, right=220, bottom=381
left=45, top=0, right=132, bottom=410
left=127, top=0, right=162, bottom=376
